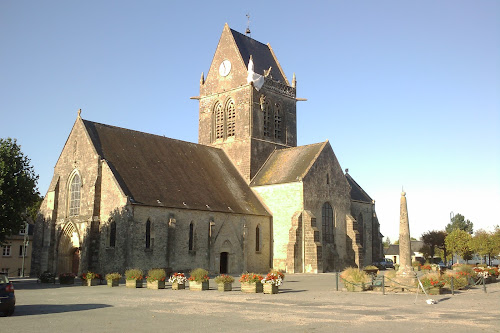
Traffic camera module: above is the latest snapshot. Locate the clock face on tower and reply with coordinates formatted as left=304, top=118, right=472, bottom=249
left=219, top=60, right=231, bottom=77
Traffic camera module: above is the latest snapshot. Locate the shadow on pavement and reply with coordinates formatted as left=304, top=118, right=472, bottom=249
left=12, top=303, right=112, bottom=316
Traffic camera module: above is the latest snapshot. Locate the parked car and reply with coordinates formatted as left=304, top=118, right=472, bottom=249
left=372, top=258, right=394, bottom=270
left=0, top=273, right=15, bottom=316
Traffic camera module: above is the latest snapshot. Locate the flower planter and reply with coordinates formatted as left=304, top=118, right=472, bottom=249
left=107, top=279, right=120, bottom=287
left=413, top=266, right=421, bottom=271
left=263, top=283, right=279, bottom=294
left=426, top=287, right=442, bottom=295
left=126, top=279, right=143, bottom=288
left=87, top=278, right=99, bottom=286
left=241, top=281, right=263, bottom=293
left=217, top=282, right=232, bottom=292
left=147, top=280, right=165, bottom=289
left=171, top=282, right=185, bottom=290
left=189, top=280, right=209, bottom=291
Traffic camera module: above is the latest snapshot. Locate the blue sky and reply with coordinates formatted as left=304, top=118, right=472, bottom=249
left=1, top=1, right=499, bottom=242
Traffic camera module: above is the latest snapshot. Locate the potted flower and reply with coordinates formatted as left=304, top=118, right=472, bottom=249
left=146, top=268, right=166, bottom=289
left=59, top=272, right=76, bottom=285
left=214, top=274, right=235, bottom=292
left=421, top=264, right=432, bottom=272
left=85, top=271, right=99, bottom=286
left=419, top=273, right=445, bottom=295
left=340, top=267, right=369, bottom=292
left=443, top=271, right=470, bottom=290
left=239, top=273, right=263, bottom=293
left=261, top=271, right=284, bottom=294
left=412, top=261, right=421, bottom=271
left=168, top=272, right=187, bottom=290
left=105, top=272, right=122, bottom=287
left=188, top=268, right=210, bottom=291
left=125, top=268, right=143, bottom=288
left=363, top=265, right=379, bottom=276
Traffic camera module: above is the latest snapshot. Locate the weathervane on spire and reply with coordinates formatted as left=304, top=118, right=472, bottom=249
left=245, top=13, right=251, bottom=37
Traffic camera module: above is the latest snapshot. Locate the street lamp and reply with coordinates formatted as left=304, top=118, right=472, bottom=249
left=21, top=222, right=29, bottom=277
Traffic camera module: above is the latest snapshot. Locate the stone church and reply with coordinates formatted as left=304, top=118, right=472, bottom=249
left=31, top=24, right=383, bottom=277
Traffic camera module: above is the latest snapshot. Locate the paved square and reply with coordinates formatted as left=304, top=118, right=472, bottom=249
left=3, top=274, right=500, bottom=332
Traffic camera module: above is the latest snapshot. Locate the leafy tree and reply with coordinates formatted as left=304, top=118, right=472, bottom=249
left=0, top=138, right=39, bottom=244
left=493, top=226, right=500, bottom=258
left=382, top=236, right=391, bottom=248
left=445, top=229, right=473, bottom=262
left=446, top=213, right=473, bottom=234
left=469, top=230, right=495, bottom=265
left=421, top=230, right=447, bottom=262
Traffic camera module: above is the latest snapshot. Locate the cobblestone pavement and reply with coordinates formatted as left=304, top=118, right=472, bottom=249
left=3, top=273, right=500, bottom=332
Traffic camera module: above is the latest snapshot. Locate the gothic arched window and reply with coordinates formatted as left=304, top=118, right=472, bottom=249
left=226, top=99, right=235, bottom=137
left=322, top=202, right=334, bottom=243
left=109, top=220, right=116, bottom=248
left=69, top=173, right=81, bottom=217
left=188, top=222, right=194, bottom=251
left=274, top=103, right=282, bottom=139
left=214, top=102, right=224, bottom=140
left=357, top=213, right=364, bottom=247
left=263, top=100, right=272, bottom=137
left=145, top=220, right=151, bottom=249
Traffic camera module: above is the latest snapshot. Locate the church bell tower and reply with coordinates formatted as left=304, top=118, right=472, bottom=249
left=197, top=24, right=298, bottom=183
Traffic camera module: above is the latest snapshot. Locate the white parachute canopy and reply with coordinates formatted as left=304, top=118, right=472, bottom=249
left=246, top=56, right=265, bottom=91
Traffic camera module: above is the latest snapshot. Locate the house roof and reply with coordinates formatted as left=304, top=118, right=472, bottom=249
left=385, top=241, right=425, bottom=256
left=250, top=142, right=326, bottom=186
left=230, top=28, right=287, bottom=83
left=345, top=173, right=373, bottom=203
left=82, top=119, right=270, bottom=216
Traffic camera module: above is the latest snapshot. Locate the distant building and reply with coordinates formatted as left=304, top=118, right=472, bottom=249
left=384, top=241, right=425, bottom=265
left=0, top=223, right=33, bottom=277
left=32, top=24, right=383, bottom=276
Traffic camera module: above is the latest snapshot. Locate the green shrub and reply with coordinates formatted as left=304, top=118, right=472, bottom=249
left=105, top=272, right=122, bottom=281
left=39, top=271, right=55, bottom=283
left=146, top=268, right=166, bottom=282
left=125, top=269, right=143, bottom=280
left=340, top=267, right=369, bottom=291
left=188, top=268, right=209, bottom=282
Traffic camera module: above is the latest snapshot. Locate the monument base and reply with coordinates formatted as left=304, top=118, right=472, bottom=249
left=394, top=267, right=417, bottom=292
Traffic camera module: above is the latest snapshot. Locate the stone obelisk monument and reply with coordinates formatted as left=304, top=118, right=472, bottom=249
left=396, top=190, right=416, bottom=289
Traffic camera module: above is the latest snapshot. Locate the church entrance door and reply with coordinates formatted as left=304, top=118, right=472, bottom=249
left=71, top=248, right=80, bottom=275
left=220, top=252, right=228, bottom=274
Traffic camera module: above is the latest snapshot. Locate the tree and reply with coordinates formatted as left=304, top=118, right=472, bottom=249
left=446, top=213, right=473, bottom=234
left=445, top=229, right=473, bottom=262
left=469, top=229, right=496, bottom=265
left=382, top=236, right=391, bottom=249
left=421, top=230, right=447, bottom=262
left=0, top=138, right=39, bottom=244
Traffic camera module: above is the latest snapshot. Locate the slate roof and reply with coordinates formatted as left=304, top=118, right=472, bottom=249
left=250, top=142, right=326, bottom=186
left=384, top=241, right=425, bottom=255
left=345, top=173, right=373, bottom=203
left=82, top=119, right=270, bottom=216
left=230, top=28, right=287, bottom=83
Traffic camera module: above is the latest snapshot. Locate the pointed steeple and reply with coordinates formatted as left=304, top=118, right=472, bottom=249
left=292, top=73, right=296, bottom=88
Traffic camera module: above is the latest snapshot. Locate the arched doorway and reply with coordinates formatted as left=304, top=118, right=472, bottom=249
left=57, top=222, right=81, bottom=274
left=220, top=252, right=229, bottom=274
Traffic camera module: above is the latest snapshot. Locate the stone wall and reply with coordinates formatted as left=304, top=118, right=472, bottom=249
left=302, top=143, right=353, bottom=271
left=252, top=182, right=303, bottom=271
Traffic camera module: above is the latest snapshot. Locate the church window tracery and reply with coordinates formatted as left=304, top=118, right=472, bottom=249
left=263, top=100, right=272, bottom=137
left=274, top=103, right=282, bottom=139
left=215, top=102, right=224, bottom=140
left=322, top=202, right=334, bottom=243
left=226, top=99, right=235, bottom=137
left=68, top=172, right=81, bottom=217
